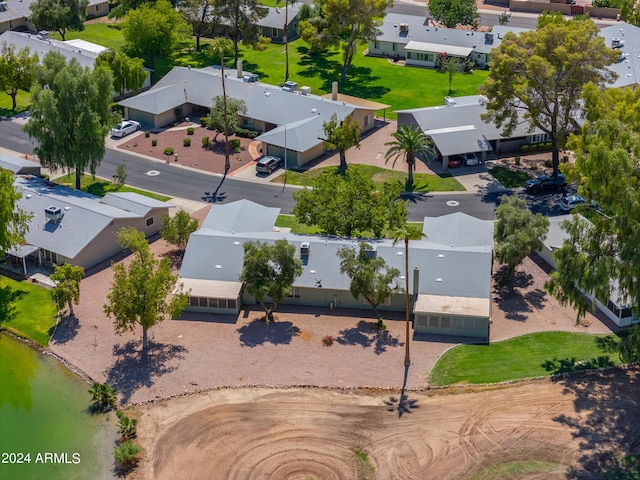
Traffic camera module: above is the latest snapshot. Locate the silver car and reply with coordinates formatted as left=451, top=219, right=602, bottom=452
left=111, top=120, right=141, bottom=138
left=256, top=156, right=283, bottom=174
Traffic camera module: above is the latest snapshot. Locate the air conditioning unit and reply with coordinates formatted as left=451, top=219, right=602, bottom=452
left=243, top=73, right=259, bottom=83
left=300, top=242, right=310, bottom=256
left=282, top=81, right=298, bottom=92
left=44, top=205, right=62, bottom=222
left=0, top=2, right=8, bottom=12
left=611, top=36, right=622, bottom=48
left=300, top=86, right=311, bottom=95
left=399, top=23, right=409, bottom=33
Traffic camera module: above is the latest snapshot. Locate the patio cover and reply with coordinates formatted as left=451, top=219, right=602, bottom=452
left=405, top=41, right=474, bottom=58
left=414, top=293, right=490, bottom=318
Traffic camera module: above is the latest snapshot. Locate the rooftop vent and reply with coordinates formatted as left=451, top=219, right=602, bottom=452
left=612, top=36, right=623, bottom=48
left=300, top=242, right=310, bottom=256
left=300, top=86, right=311, bottom=95
left=243, top=73, right=258, bottom=83
left=44, top=205, right=62, bottom=222
left=399, top=23, right=409, bottom=33
left=364, top=246, right=377, bottom=258
left=484, top=32, right=494, bottom=45
left=444, top=96, right=456, bottom=107
left=0, top=2, right=7, bottom=12
left=282, top=81, right=298, bottom=92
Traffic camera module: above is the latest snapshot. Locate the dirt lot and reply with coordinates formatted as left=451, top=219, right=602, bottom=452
left=134, top=367, right=640, bottom=480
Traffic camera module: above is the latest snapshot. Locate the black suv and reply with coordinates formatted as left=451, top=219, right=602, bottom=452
left=524, top=174, right=566, bottom=193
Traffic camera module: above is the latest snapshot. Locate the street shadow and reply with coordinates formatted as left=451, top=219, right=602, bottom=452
left=552, top=366, right=640, bottom=479
left=49, top=314, right=79, bottom=344
left=336, top=320, right=402, bottom=355
left=104, top=340, right=187, bottom=405
left=383, top=364, right=420, bottom=417
left=237, top=318, right=301, bottom=347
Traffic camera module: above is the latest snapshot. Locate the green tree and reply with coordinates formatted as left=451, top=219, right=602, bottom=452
left=480, top=14, right=618, bottom=176
left=50, top=263, right=85, bottom=317
left=621, top=0, right=640, bottom=26
left=293, top=168, right=407, bottom=237
left=427, top=0, right=478, bottom=28
left=122, top=0, right=192, bottom=68
left=210, top=37, right=235, bottom=173
left=544, top=85, right=640, bottom=324
left=438, top=53, right=463, bottom=95
left=88, top=382, right=117, bottom=413
left=0, top=43, right=39, bottom=111
left=103, top=227, right=189, bottom=350
left=322, top=113, right=362, bottom=171
left=23, top=52, right=113, bottom=191
left=116, top=411, right=138, bottom=441
left=239, top=240, right=303, bottom=322
left=323, top=0, right=390, bottom=80
left=113, top=440, right=141, bottom=468
left=0, top=169, right=32, bottom=253
left=205, top=96, right=247, bottom=142
left=392, top=223, right=424, bottom=366
left=28, top=0, right=88, bottom=41
left=113, top=163, right=128, bottom=188
left=385, top=124, right=435, bottom=189
left=619, top=325, right=640, bottom=363
left=337, top=241, right=402, bottom=328
left=494, top=195, right=549, bottom=281
left=160, top=210, right=198, bottom=251
left=95, top=49, right=146, bottom=99
left=215, top=0, right=269, bottom=64
left=179, top=0, right=218, bottom=51
left=298, top=0, right=336, bottom=55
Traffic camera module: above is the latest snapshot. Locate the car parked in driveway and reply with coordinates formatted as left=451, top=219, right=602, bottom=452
left=256, top=156, right=283, bottom=174
left=559, top=195, right=598, bottom=212
left=525, top=174, right=567, bottom=194
left=462, top=153, right=479, bottom=166
left=447, top=156, right=462, bottom=168
left=111, top=120, right=141, bottom=138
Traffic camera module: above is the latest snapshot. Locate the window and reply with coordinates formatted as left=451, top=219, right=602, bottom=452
left=96, top=3, right=102, bottom=11
left=392, top=43, right=397, bottom=51
left=287, top=287, right=300, bottom=298
left=198, top=297, right=208, bottom=307
left=272, top=28, right=279, bottom=38
left=440, top=316, right=451, bottom=328
left=208, top=298, right=218, bottom=308
left=190, top=297, right=199, bottom=306
left=417, top=317, right=427, bottom=326
left=464, top=318, right=474, bottom=329
left=374, top=41, right=379, bottom=49
left=406, top=52, right=412, bottom=60
left=228, top=299, right=237, bottom=309
left=452, top=317, right=463, bottom=329
left=428, top=316, right=439, bottom=327
left=146, top=217, right=154, bottom=227
left=364, top=114, right=370, bottom=127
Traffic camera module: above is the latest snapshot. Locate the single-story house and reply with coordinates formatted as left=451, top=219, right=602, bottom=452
left=257, top=3, right=302, bottom=44
left=539, top=215, right=639, bottom=327
left=179, top=200, right=494, bottom=339
left=368, top=13, right=529, bottom=68
left=119, top=65, right=389, bottom=168
left=600, top=23, right=640, bottom=89
left=4, top=155, right=173, bottom=273
left=0, top=0, right=108, bottom=34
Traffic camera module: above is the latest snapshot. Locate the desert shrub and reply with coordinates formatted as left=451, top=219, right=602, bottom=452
left=322, top=335, right=334, bottom=347
left=514, top=156, right=521, bottom=165
left=235, top=127, right=260, bottom=138
left=114, top=440, right=140, bottom=468
left=545, top=141, right=552, bottom=150
left=544, top=159, right=553, bottom=168
left=202, top=136, right=209, bottom=148
left=144, top=131, right=150, bottom=138
left=151, top=139, right=157, bottom=147
left=183, top=138, right=191, bottom=147
left=530, top=164, right=538, bottom=170
left=164, top=147, right=174, bottom=155
left=200, top=117, right=207, bottom=127
left=230, top=139, right=241, bottom=152
left=561, top=155, right=569, bottom=163
left=187, top=127, right=195, bottom=135
left=520, top=144, right=529, bottom=153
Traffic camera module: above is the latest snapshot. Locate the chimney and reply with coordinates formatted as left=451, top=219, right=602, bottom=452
left=332, top=81, right=338, bottom=101
left=413, top=267, right=419, bottom=301
left=237, top=59, right=243, bottom=78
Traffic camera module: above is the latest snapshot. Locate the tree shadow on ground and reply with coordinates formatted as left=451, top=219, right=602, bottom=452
left=49, top=314, right=79, bottom=344
left=0, top=285, right=25, bottom=324
left=384, top=364, right=420, bottom=417
left=104, top=340, right=187, bottom=405
left=493, top=267, right=546, bottom=322
left=237, top=318, right=301, bottom=347
left=552, top=366, right=640, bottom=479
left=336, top=320, right=401, bottom=355
left=163, top=249, right=184, bottom=271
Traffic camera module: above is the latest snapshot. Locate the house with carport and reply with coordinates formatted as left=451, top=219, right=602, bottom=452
left=0, top=0, right=108, bottom=34
left=257, top=4, right=302, bottom=44
left=178, top=200, right=494, bottom=339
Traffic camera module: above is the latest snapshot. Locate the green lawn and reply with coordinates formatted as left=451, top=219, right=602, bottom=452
left=53, top=173, right=171, bottom=201
left=488, top=166, right=534, bottom=188
left=429, top=331, right=622, bottom=386
left=50, top=23, right=126, bottom=51
left=276, top=214, right=424, bottom=238
left=0, top=90, right=31, bottom=117
left=273, top=165, right=465, bottom=192
left=0, top=276, right=58, bottom=346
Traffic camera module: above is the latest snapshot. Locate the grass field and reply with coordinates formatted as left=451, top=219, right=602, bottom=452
left=276, top=214, right=424, bottom=238
left=50, top=23, right=126, bottom=51
left=0, top=276, right=57, bottom=346
left=429, top=331, right=622, bottom=386
left=489, top=166, right=533, bottom=188
left=0, top=90, right=31, bottom=117
left=273, top=165, right=465, bottom=191
left=53, top=173, right=171, bottom=201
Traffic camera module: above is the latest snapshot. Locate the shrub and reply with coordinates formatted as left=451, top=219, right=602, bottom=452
left=520, top=144, right=529, bottom=153
left=183, top=138, right=191, bottom=147
left=545, top=141, right=552, bottom=150
left=202, top=136, right=209, bottom=148
left=114, top=440, right=141, bottom=468
left=544, top=159, right=553, bottom=168
left=322, top=335, right=334, bottom=347
left=514, top=156, right=521, bottom=166
left=235, top=127, right=260, bottom=139
left=230, top=139, right=241, bottom=152
left=164, top=147, right=174, bottom=155
left=151, top=139, right=157, bottom=147
left=187, top=127, right=195, bottom=135
left=561, top=155, right=569, bottom=163
left=88, top=382, right=117, bottom=413
left=144, top=131, right=150, bottom=138
left=200, top=117, right=207, bottom=127
left=530, top=164, right=538, bottom=170
left=116, top=411, right=137, bottom=441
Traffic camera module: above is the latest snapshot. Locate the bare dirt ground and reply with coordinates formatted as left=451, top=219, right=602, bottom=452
left=134, top=367, right=640, bottom=480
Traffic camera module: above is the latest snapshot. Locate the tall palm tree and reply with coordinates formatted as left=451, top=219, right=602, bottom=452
left=393, top=223, right=426, bottom=367
left=211, top=37, right=234, bottom=173
left=385, top=124, right=436, bottom=189
left=276, top=0, right=294, bottom=82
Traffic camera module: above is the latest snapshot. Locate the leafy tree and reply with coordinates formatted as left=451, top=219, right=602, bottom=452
left=337, top=241, right=402, bottom=327
left=293, top=168, right=406, bottom=237
left=480, top=14, right=618, bottom=176
left=0, top=169, right=32, bottom=253
left=0, top=43, right=39, bottom=111
left=545, top=85, right=640, bottom=324
left=122, top=0, right=192, bottom=68
left=95, top=49, right=146, bottom=98
left=205, top=96, right=247, bottom=142
left=498, top=11, right=511, bottom=25
left=116, top=411, right=138, bottom=440
left=392, top=223, right=424, bottom=366
left=215, top=0, right=269, bottom=64
left=298, top=0, right=336, bottom=55
left=438, top=53, right=463, bottom=95
left=113, top=163, right=128, bottom=188
left=427, top=0, right=478, bottom=28
left=107, top=0, right=147, bottom=20
left=385, top=124, right=435, bottom=189
left=179, top=0, right=218, bottom=51
left=160, top=210, right=198, bottom=251
left=28, top=0, right=88, bottom=41
left=239, top=240, right=302, bottom=322
left=621, top=0, right=640, bottom=26
left=323, top=0, right=390, bottom=80
left=322, top=113, right=362, bottom=171
left=113, top=440, right=141, bottom=468
left=88, top=382, right=117, bottom=412
left=210, top=38, right=235, bottom=173
left=494, top=195, right=549, bottom=281
left=23, top=52, right=113, bottom=191
left=50, top=263, right=85, bottom=317
left=103, top=227, right=189, bottom=350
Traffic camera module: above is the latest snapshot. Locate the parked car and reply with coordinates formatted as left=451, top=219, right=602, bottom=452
left=462, top=152, right=480, bottom=166
left=447, top=156, right=462, bottom=168
left=111, top=120, right=141, bottom=138
left=559, top=195, right=598, bottom=212
left=524, top=174, right=566, bottom=193
left=256, top=156, right=283, bottom=174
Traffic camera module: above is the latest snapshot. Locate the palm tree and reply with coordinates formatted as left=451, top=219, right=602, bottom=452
left=88, top=382, right=117, bottom=413
left=276, top=0, right=295, bottom=82
left=385, top=124, right=436, bottom=189
left=211, top=37, right=234, bottom=173
left=392, top=223, right=426, bottom=367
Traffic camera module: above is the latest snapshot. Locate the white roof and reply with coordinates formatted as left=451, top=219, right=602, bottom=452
left=414, top=294, right=490, bottom=317
left=405, top=41, right=473, bottom=57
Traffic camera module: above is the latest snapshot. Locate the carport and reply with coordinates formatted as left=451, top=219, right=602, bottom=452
left=5, top=244, right=41, bottom=277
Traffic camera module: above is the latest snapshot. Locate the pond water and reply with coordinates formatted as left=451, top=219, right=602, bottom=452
left=0, top=335, right=117, bottom=480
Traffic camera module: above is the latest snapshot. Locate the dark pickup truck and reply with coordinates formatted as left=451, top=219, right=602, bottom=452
left=524, top=174, right=567, bottom=193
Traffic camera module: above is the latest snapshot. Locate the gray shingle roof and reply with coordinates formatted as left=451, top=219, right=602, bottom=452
left=200, top=199, right=280, bottom=233
left=600, top=23, right=640, bottom=89
left=0, top=154, right=40, bottom=174
left=258, top=3, right=302, bottom=29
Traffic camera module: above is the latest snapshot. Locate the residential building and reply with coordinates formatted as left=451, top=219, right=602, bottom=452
left=257, top=4, right=302, bottom=44
left=0, top=0, right=108, bottom=34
